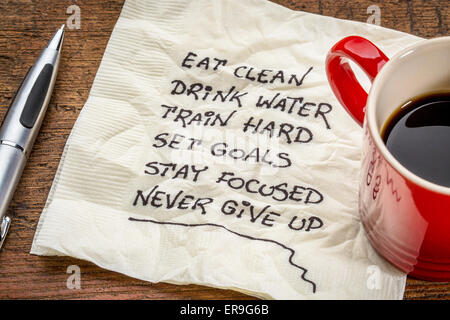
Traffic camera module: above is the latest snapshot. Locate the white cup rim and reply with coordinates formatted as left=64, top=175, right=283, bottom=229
left=367, top=36, right=450, bottom=196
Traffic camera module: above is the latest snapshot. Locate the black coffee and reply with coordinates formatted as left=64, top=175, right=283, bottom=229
left=382, top=92, right=450, bottom=188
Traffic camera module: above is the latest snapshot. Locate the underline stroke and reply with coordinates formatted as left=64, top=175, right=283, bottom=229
left=128, top=217, right=317, bottom=293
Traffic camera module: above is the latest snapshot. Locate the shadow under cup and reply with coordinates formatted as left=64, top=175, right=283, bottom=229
left=362, top=37, right=450, bottom=281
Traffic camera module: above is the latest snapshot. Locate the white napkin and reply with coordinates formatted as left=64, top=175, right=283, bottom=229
left=31, top=0, right=423, bottom=299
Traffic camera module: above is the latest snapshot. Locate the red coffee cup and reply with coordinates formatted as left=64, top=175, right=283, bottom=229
left=326, top=36, right=450, bottom=281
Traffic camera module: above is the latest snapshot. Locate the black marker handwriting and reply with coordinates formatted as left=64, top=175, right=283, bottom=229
left=128, top=217, right=317, bottom=293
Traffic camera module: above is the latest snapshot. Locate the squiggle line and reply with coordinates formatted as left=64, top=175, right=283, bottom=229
left=385, top=169, right=402, bottom=202
left=128, top=217, right=317, bottom=293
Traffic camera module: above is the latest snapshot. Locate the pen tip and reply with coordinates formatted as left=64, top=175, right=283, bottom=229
left=47, top=25, right=65, bottom=51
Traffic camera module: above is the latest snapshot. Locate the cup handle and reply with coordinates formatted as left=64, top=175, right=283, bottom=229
left=325, top=36, right=389, bottom=126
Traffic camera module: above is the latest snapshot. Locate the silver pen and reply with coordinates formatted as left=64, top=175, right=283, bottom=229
left=0, top=25, right=65, bottom=250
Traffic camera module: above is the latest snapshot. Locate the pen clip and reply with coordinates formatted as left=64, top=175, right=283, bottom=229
left=0, top=216, right=11, bottom=250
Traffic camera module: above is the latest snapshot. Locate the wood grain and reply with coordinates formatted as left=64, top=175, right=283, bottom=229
left=0, top=0, right=448, bottom=300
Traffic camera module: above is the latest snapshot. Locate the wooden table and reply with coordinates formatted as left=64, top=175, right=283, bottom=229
left=0, top=0, right=448, bottom=300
